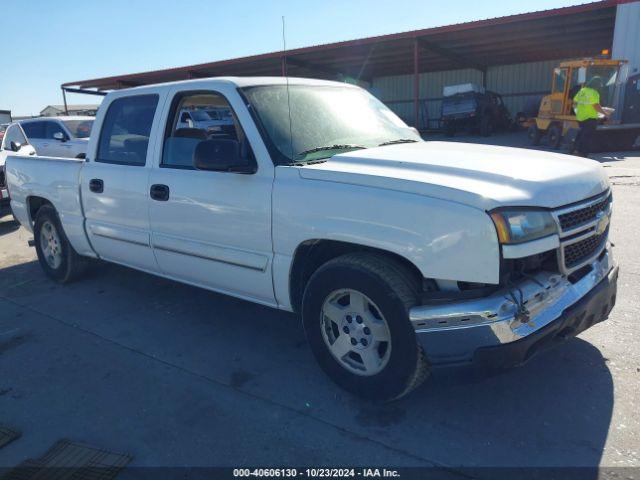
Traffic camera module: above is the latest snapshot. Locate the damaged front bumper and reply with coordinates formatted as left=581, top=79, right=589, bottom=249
left=410, top=246, right=618, bottom=369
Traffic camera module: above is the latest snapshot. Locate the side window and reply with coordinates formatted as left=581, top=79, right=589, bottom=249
left=3, top=125, right=28, bottom=149
left=21, top=121, right=46, bottom=139
left=161, top=91, right=254, bottom=170
left=45, top=121, right=67, bottom=140
left=553, top=68, right=568, bottom=94
left=97, top=94, right=159, bottom=166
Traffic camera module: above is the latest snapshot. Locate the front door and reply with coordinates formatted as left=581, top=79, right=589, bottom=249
left=43, top=121, right=72, bottom=157
left=551, top=67, right=568, bottom=115
left=81, top=92, right=164, bottom=272
left=148, top=87, right=275, bottom=305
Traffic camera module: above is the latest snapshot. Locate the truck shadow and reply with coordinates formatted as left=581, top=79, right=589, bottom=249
left=0, top=259, right=614, bottom=472
left=397, top=338, right=613, bottom=472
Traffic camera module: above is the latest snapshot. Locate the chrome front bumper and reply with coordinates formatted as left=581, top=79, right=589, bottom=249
left=411, top=246, right=617, bottom=366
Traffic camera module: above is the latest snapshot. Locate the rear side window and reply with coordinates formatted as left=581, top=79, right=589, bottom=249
left=21, top=121, right=46, bottom=139
left=97, top=94, right=159, bottom=166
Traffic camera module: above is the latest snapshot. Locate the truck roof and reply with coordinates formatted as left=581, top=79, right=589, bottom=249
left=20, top=116, right=95, bottom=123
left=112, top=76, right=358, bottom=92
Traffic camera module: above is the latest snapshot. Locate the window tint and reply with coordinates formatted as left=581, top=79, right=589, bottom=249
left=3, top=124, right=28, bottom=149
left=162, top=91, right=252, bottom=169
left=97, top=94, right=159, bottom=166
left=63, top=119, right=93, bottom=138
left=45, top=121, right=67, bottom=140
left=21, top=121, right=46, bottom=139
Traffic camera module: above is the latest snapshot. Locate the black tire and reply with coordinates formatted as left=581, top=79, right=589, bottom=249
left=444, top=122, right=456, bottom=137
left=34, top=205, right=87, bottom=283
left=302, top=252, right=429, bottom=402
left=480, top=115, right=493, bottom=137
left=528, top=124, right=543, bottom=146
left=547, top=123, right=563, bottom=149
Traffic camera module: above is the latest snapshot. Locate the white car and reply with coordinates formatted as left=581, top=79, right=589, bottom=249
left=0, top=122, right=35, bottom=216
left=6, top=77, right=618, bottom=400
left=20, top=116, right=94, bottom=158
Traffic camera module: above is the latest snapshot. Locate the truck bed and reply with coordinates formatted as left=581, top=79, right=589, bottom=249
left=6, top=155, right=91, bottom=254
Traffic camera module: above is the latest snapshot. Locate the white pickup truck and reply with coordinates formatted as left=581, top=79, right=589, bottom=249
left=6, top=77, right=618, bottom=401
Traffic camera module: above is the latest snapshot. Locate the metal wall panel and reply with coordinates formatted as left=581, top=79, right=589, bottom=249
left=613, top=2, right=640, bottom=75
left=372, top=60, right=562, bottom=129
left=486, top=60, right=559, bottom=120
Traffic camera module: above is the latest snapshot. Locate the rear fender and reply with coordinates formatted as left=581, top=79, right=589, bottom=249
left=6, top=156, right=96, bottom=257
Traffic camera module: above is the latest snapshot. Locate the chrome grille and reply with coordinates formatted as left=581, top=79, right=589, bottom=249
left=557, top=194, right=611, bottom=232
left=563, top=229, right=608, bottom=269
left=553, top=191, right=611, bottom=274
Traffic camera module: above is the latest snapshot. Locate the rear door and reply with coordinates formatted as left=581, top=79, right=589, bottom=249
left=81, top=91, right=166, bottom=272
left=147, top=84, right=275, bottom=305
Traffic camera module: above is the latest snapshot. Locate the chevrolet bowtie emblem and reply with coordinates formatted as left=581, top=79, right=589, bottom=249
left=595, top=211, right=610, bottom=235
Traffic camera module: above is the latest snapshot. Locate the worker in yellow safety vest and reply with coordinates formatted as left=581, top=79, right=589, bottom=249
left=571, top=77, right=610, bottom=157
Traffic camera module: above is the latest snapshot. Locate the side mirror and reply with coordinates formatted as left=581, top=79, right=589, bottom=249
left=10, top=141, right=21, bottom=152
left=194, top=139, right=256, bottom=174
left=53, top=132, right=66, bottom=141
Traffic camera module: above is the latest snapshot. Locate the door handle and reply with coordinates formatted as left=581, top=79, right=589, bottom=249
left=150, top=184, right=170, bottom=201
left=89, top=178, right=104, bottom=193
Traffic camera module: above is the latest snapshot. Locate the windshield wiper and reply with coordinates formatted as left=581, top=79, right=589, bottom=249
left=378, top=138, right=418, bottom=146
left=297, top=144, right=367, bottom=156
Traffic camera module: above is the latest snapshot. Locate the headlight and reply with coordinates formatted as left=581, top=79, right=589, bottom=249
left=490, top=210, right=557, bottom=244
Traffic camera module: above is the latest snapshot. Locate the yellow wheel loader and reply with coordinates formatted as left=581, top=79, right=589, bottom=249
left=529, top=58, right=640, bottom=152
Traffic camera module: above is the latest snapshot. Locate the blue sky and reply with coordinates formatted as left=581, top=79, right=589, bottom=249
left=1, top=0, right=581, bottom=116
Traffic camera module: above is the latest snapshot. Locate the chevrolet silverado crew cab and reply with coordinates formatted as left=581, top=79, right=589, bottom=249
left=6, top=77, right=618, bottom=401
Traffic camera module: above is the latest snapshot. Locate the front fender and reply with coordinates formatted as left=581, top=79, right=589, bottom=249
left=273, top=170, right=500, bottom=299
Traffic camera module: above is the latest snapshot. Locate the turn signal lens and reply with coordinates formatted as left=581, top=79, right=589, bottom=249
left=490, top=212, right=511, bottom=243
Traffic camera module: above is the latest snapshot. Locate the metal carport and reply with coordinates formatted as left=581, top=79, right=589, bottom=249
left=61, top=0, right=631, bottom=129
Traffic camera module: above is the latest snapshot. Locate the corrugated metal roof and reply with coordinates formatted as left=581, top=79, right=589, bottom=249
left=63, top=0, right=630, bottom=91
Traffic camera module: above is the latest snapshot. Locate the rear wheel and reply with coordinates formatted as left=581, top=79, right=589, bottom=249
left=548, top=123, right=563, bottom=149
left=302, top=252, right=429, bottom=401
left=34, top=205, right=87, bottom=283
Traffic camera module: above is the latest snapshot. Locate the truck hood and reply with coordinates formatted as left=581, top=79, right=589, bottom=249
left=297, top=142, right=610, bottom=210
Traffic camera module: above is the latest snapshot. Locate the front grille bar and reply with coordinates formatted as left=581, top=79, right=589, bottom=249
left=552, top=191, right=611, bottom=274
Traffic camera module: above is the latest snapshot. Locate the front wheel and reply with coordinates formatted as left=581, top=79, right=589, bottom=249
left=528, top=124, right=543, bottom=146
left=34, top=205, right=87, bottom=283
left=547, top=124, right=563, bottom=149
left=444, top=123, right=456, bottom=137
left=302, top=253, right=429, bottom=401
